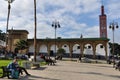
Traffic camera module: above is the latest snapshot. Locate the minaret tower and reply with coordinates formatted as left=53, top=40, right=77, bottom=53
left=99, top=4, right=107, bottom=38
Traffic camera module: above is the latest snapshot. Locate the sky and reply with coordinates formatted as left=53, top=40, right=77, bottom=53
left=0, top=0, right=120, bottom=44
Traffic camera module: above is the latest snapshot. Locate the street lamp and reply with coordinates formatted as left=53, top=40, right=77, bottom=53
left=52, top=20, right=60, bottom=57
left=109, top=21, right=119, bottom=63
left=5, top=0, right=15, bottom=50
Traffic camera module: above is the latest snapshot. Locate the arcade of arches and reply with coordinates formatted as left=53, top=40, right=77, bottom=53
left=8, top=30, right=109, bottom=59
left=28, top=38, right=109, bottom=59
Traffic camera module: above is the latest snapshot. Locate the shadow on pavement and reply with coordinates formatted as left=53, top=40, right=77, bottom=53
left=30, top=66, right=47, bottom=70
left=49, top=69, right=120, bottom=79
left=19, top=75, right=60, bottom=80
left=95, top=65, right=113, bottom=68
left=80, top=72, right=120, bottom=79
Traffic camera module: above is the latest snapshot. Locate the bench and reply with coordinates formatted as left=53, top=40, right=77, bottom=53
left=0, top=66, right=11, bottom=78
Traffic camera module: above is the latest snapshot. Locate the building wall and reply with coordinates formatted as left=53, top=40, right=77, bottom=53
left=27, top=38, right=109, bottom=59
left=7, top=30, right=28, bottom=52
left=7, top=30, right=109, bottom=59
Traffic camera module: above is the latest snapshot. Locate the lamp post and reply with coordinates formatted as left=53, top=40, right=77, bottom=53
left=52, top=20, right=60, bottom=57
left=109, top=21, right=119, bottom=64
left=5, top=0, right=15, bottom=50
left=33, top=0, right=37, bottom=62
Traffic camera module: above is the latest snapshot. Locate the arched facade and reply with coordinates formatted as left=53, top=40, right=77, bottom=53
left=7, top=30, right=109, bottom=59
left=39, top=45, right=47, bottom=54
left=27, top=38, right=109, bottom=59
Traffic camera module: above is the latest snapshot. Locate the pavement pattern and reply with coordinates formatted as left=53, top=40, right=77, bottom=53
left=0, top=60, right=120, bottom=80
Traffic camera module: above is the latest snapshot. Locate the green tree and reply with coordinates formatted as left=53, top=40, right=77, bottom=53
left=0, top=30, right=6, bottom=41
left=109, top=42, right=120, bottom=56
left=57, top=48, right=66, bottom=60
left=15, top=40, right=28, bottom=53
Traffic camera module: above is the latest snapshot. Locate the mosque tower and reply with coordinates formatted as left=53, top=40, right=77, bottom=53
left=99, top=4, right=107, bottom=38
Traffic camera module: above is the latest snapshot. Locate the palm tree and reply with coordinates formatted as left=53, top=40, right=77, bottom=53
left=33, top=0, right=37, bottom=62
left=5, top=0, right=15, bottom=46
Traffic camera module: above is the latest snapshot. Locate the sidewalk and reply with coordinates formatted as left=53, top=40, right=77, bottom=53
left=0, top=60, right=120, bottom=80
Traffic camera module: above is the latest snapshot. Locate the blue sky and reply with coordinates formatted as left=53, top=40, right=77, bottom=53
left=0, top=0, right=120, bottom=44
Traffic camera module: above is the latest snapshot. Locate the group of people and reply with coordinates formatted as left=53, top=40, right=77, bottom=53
left=7, top=57, right=30, bottom=79
left=107, top=56, right=120, bottom=71
left=114, top=61, right=120, bottom=71
left=40, top=54, right=55, bottom=65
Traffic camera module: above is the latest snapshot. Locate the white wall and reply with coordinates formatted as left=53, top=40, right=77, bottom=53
left=28, top=43, right=110, bottom=57
left=62, top=44, right=69, bottom=53
left=29, top=45, right=34, bottom=53
left=39, top=45, right=47, bottom=53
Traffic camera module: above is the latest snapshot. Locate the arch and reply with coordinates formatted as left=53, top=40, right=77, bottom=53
left=28, top=45, right=34, bottom=53
left=72, top=44, right=80, bottom=54
left=83, top=44, right=93, bottom=57
left=61, top=44, right=70, bottom=53
left=39, top=45, right=48, bottom=54
left=61, top=44, right=70, bottom=57
left=50, top=44, right=58, bottom=53
left=72, top=44, right=80, bottom=58
left=96, top=43, right=105, bottom=59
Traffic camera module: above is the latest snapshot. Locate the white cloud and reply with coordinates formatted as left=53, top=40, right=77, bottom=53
left=0, top=0, right=120, bottom=44
left=85, top=26, right=99, bottom=37
left=107, top=0, right=120, bottom=20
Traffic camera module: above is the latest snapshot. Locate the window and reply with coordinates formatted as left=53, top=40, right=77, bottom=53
left=77, top=46, right=80, bottom=49
left=88, top=46, right=91, bottom=49
left=64, top=45, right=67, bottom=47
left=100, top=45, right=103, bottom=48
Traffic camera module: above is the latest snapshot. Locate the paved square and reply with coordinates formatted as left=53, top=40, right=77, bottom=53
left=1, top=60, right=120, bottom=80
